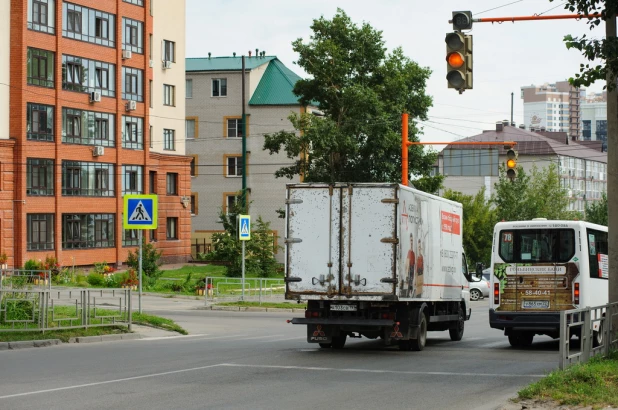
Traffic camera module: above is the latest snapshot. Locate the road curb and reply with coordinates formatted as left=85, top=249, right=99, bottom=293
left=1, top=332, right=142, bottom=350
left=0, top=339, right=62, bottom=350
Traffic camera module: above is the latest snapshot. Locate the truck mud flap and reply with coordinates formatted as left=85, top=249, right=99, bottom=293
left=307, top=324, right=333, bottom=343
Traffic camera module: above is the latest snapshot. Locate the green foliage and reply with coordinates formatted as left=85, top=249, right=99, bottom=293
left=585, top=191, right=608, bottom=226
left=492, top=163, right=578, bottom=221
left=23, top=259, right=42, bottom=271
left=263, top=9, right=442, bottom=190
left=86, top=272, right=105, bottom=287
left=550, top=0, right=618, bottom=90
left=0, top=299, right=37, bottom=324
left=126, top=239, right=163, bottom=284
left=442, top=187, right=496, bottom=267
left=204, top=193, right=281, bottom=278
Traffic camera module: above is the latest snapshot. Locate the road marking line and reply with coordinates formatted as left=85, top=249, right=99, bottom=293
left=139, top=333, right=209, bottom=341
left=257, top=336, right=305, bottom=343
left=234, top=334, right=285, bottom=341
left=218, top=363, right=545, bottom=378
left=139, top=334, right=248, bottom=342
left=0, top=364, right=226, bottom=400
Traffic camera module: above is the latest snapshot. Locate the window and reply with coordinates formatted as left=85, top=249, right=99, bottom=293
left=166, top=218, right=178, bottom=240
left=498, top=229, right=575, bottom=263
left=122, top=18, right=143, bottom=54
left=123, top=116, right=143, bottom=149
left=63, top=3, right=115, bottom=47
left=123, top=0, right=144, bottom=6
left=225, top=194, right=237, bottom=215
left=190, top=194, right=197, bottom=215
left=122, top=67, right=143, bottom=101
left=62, top=214, right=115, bottom=249
left=149, top=125, right=153, bottom=148
left=186, top=119, right=196, bottom=139
left=28, top=0, right=55, bottom=34
left=163, top=40, right=175, bottom=62
left=62, top=161, right=115, bottom=196
left=212, top=78, right=227, bottom=97
left=27, top=103, right=54, bottom=141
left=149, top=228, right=157, bottom=242
left=27, top=158, right=54, bottom=196
left=227, top=118, right=243, bottom=138
left=226, top=156, right=243, bottom=177
left=186, top=79, right=193, bottom=98
left=122, top=165, right=143, bottom=194
left=62, top=108, right=115, bottom=147
left=123, top=229, right=139, bottom=247
left=163, top=84, right=175, bottom=106
left=62, top=55, right=116, bottom=97
left=164, top=129, right=175, bottom=151
left=66, top=9, right=82, bottom=34
left=149, top=171, right=157, bottom=194
left=190, top=156, right=197, bottom=177
left=27, top=214, right=54, bottom=251
left=166, top=173, right=178, bottom=195
left=587, top=229, right=608, bottom=279
left=27, top=48, right=55, bottom=88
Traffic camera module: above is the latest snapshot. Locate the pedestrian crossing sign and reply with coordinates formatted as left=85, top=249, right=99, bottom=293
left=239, top=215, right=250, bottom=241
left=123, top=194, right=158, bottom=229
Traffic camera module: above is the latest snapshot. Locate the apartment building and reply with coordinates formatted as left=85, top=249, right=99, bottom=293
left=186, top=54, right=315, bottom=261
left=3, top=0, right=190, bottom=268
left=439, top=122, right=607, bottom=213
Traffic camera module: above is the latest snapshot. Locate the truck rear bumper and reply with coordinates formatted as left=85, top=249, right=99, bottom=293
left=489, top=308, right=560, bottom=331
left=291, top=318, right=394, bottom=326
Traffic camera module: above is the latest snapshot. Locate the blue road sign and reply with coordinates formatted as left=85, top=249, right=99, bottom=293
left=124, top=194, right=158, bottom=229
left=239, top=215, right=251, bottom=241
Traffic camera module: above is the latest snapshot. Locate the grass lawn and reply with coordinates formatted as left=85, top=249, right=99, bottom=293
left=159, top=265, right=227, bottom=279
left=0, top=327, right=129, bottom=343
left=217, top=301, right=307, bottom=309
left=517, top=351, right=618, bottom=409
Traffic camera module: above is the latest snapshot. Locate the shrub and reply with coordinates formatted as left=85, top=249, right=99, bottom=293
left=126, top=241, right=163, bottom=281
left=121, top=269, right=139, bottom=287
left=42, top=255, right=60, bottom=270
left=23, top=259, right=42, bottom=271
left=87, top=272, right=105, bottom=287
left=104, top=273, right=123, bottom=288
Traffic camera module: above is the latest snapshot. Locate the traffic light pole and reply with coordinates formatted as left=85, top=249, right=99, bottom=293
left=451, top=13, right=602, bottom=24
left=400, top=114, right=516, bottom=185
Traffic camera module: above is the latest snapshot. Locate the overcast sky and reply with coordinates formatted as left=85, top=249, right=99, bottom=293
left=186, top=0, right=606, bottom=145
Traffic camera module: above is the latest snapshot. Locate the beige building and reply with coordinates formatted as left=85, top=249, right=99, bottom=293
left=439, top=121, right=607, bottom=212
left=185, top=55, right=316, bottom=261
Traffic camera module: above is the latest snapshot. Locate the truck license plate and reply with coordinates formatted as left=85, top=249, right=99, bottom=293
left=330, top=304, right=357, bottom=311
left=522, top=300, right=550, bottom=309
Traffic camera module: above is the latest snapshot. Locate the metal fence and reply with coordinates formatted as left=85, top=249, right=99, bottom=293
left=0, top=288, right=132, bottom=333
left=202, top=276, right=286, bottom=304
left=559, top=302, right=618, bottom=369
left=1, top=269, right=52, bottom=290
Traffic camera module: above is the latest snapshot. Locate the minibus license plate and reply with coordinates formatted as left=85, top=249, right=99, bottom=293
left=522, top=300, right=549, bottom=309
left=330, top=305, right=357, bottom=311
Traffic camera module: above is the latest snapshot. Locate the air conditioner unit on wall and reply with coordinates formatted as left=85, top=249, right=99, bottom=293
left=122, top=49, right=132, bottom=59
left=90, top=91, right=101, bottom=102
left=149, top=60, right=154, bottom=68
left=126, top=100, right=137, bottom=111
left=93, top=146, right=104, bottom=157
left=162, top=60, right=172, bottom=69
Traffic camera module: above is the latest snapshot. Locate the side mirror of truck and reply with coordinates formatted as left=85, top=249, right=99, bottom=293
left=475, top=262, right=484, bottom=278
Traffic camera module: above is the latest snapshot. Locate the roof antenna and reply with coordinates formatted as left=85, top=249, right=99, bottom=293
left=208, top=52, right=211, bottom=59
left=248, top=50, right=252, bottom=57
left=233, top=52, right=236, bottom=57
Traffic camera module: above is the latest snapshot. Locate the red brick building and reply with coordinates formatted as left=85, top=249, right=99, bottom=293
left=2, top=0, right=190, bottom=268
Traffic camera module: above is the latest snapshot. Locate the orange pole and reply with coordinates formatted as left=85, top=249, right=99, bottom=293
left=402, top=113, right=409, bottom=186
left=471, top=13, right=601, bottom=23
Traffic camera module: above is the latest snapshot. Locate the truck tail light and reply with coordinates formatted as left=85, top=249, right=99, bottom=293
left=305, top=310, right=320, bottom=318
left=381, top=312, right=395, bottom=320
left=574, top=283, right=580, bottom=305
left=494, top=283, right=500, bottom=305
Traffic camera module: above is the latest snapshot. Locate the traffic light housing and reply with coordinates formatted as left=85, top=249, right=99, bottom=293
left=506, top=149, right=517, bottom=181
left=446, top=32, right=473, bottom=92
left=452, top=11, right=473, bottom=31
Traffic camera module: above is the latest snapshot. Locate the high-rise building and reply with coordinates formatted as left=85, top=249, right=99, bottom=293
left=521, top=81, right=582, bottom=139
left=1, top=0, right=191, bottom=268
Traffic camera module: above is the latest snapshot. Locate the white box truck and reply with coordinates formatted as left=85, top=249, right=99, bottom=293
left=285, top=183, right=473, bottom=351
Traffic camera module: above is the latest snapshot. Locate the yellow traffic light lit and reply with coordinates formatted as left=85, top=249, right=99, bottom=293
left=447, top=52, right=465, bottom=69
left=445, top=32, right=473, bottom=92
left=506, top=149, right=517, bottom=181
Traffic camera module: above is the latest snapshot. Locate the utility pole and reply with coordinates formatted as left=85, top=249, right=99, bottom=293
left=511, top=92, right=514, bottom=126
left=606, top=11, right=618, bottom=324
left=241, top=55, right=247, bottom=209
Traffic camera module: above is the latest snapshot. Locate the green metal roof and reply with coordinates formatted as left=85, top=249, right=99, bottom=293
left=186, top=56, right=276, bottom=72
left=249, top=59, right=303, bottom=106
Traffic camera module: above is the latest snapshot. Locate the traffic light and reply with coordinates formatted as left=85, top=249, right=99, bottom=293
left=452, top=11, right=473, bottom=31
left=446, top=32, right=473, bottom=92
left=506, top=149, right=517, bottom=181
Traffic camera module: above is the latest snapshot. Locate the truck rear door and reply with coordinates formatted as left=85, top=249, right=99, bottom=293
left=341, top=184, right=397, bottom=296
left=286, top=185, right=341, bottom=296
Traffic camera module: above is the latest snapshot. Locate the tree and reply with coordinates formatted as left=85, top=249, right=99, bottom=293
left=585, top=191, right=608, bottom=225
left=126, top=239, right=163, bottom=286
left=263, top=9, right=443, bottom=192
left=492, top=163, right=578, bottom=221
left=442, top=187, right=496, bottom=268
left=205, top=193, right=281, bottom=278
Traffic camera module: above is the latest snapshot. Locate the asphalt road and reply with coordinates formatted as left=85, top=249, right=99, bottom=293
left=0, top=299, right=560, bottom=410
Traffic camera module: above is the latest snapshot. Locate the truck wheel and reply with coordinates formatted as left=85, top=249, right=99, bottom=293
left=449, top=306, right=465, bottom=341
left=520, top=332, right=534, bottom=347
left=319, top=343, right=332, bottom=348
left=410, top=313, right=427, bottom=351
left=508, top=332, right=521, bottom=347
left=331, top=335, right=346, bottom=349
